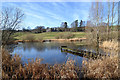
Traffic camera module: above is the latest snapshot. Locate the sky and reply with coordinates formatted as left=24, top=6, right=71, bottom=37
left=2, top=1, right=119, bottom=29
left=2, top=2, right=91, bottom=29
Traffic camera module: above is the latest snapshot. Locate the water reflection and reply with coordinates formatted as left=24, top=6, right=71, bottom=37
left=6, top=42, right=105, bottom=65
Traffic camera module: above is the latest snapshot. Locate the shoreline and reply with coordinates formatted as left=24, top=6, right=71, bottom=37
left=13, top=38, right=87, bottom=43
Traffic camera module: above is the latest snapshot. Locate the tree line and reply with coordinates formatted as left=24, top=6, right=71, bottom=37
left=21, top=20, right=86, bottom=33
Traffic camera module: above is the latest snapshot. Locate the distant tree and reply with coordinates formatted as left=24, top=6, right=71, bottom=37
left=64, top=22, right=67, bottom=28
left=64, top=22, right=68, bottom=31
left=75, top=20, right=78, bottom=28
left=74, top=20, right=78, bottom=32
left=22, top=28, right=26, bottom=31
left=27, top=26, right=31, bottom=30
left=60, top=22, right=68, bottom=32
left=71, top=20, right=78, bottom=32
left=22, top=27, right=30, bottom=32
left=80, top=20, right=83, bottom=27
left=60, top=22, right=64, bottom=28
left=35, top=26, right=45, bottom=33
left=71, top=20, right=78, bottom=27
left=46, top=27, right=49, bottom=29
left=60, top=22, right=67, bottom=28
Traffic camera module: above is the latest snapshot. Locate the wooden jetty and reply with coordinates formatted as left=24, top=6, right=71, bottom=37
left=60, top=46, right=105, bottom=59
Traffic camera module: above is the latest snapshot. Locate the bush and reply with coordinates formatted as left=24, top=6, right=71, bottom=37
left=55, top=33, right=75, bottom=39
left=99, top=31, right=118, bottom=42
left=55, top=34, right=63, bottom=39
left=86, top=29, right=118, bottom=46
left=36, top=36, right=43, bottom=41
left=22, top=34, right=35, bottom=41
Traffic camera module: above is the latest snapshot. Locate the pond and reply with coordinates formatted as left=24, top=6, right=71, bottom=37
left=6, top=42, right=105, bottom=65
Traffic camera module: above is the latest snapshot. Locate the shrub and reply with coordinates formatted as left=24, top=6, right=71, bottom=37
left=55, top=34, right=63, bottom=39
left=36, top=36, right=43, bottom=41
left=86, top=26, right=118, bottom=46
left=22, top=34, right=35, bottom=41
left=55, top=33, right=75, bottom=39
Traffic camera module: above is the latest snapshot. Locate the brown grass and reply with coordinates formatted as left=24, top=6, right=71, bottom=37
left=100, top=40, right=118, bottom=51
left=2, top=40, right=119, bottom=79
left=2, top=49, right=22, bottom=78
left=82, top=41, right=119, bottom=79
left=2, top=49, right=80, bottom=79
left=82, top=55, right=119, bottom=78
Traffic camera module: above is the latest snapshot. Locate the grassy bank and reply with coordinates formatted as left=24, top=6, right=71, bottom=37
left=13, top=32, right=86, bottom=40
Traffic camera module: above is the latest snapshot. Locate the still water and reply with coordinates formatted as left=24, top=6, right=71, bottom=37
left=7, top=42, right=105, bottom=65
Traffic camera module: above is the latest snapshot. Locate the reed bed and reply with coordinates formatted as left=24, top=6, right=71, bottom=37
left=82, top=40, right=119, bottom=79
left=100, top=40, right=118, bottom=51
left=2, top=49, right=81, bottom=79
left=82, top=54, right=119, bottom=78
left=2, top=40, right=119, bottom=79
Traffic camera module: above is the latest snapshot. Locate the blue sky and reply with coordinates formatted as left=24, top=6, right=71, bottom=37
left=2, top=2, right=91, bottom=29
left=2, top=1, right=119, bottom=29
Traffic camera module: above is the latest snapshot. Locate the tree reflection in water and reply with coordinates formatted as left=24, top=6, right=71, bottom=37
left=5, top=42, right=106, bottom=65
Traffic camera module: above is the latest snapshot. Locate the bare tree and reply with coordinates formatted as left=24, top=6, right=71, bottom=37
left=118, top=2, right=120, bottom=41
left=87, top=0, right=118, bottom=46
left=106, top=1, right=111, bottom=40
left=1, top=7, right=24, bottom=45
left=86, top=1, right=106, bottom=54
left=111, top=1, right=118, bottom=25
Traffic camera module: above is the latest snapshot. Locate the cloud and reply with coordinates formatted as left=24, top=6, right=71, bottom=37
left=25, top=12, right=45, bottom=20
left=2, top=2, right=91, bottom=28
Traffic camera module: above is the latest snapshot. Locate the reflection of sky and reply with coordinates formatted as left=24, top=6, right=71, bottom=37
left=12, top=42, right=83, bottom=65
left=11, top=42, right=107, bottom=65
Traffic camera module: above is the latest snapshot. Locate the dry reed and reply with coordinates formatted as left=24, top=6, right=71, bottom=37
left=82, top=40, right=119, bottom=79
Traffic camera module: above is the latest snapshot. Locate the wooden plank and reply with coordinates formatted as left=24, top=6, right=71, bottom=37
left=61, top=47, right=105, bottom=59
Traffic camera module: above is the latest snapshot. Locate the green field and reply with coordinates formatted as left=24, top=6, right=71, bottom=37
left=13, top=32, right=86, bottom=40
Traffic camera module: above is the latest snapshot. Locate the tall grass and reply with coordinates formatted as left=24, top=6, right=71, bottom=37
left=2, top=49, right=22, bottom=78
left=100, top=40, right=118, bottom=51
left=82, top=55, right=119, bottom=78
left=2, top=49, right=80, bottom=79
left=2, top=40, right=119, bottom=79
left=82, top=41, right=119, bottom=78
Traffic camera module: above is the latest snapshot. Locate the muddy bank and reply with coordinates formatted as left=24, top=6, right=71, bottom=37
left=14, top=38, right=87, bottom=43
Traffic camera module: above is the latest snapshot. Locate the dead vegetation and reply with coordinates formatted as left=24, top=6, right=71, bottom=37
left=82, top=40, right=119, bottom=79
left=2, top=40, right=119, bottom=79
left=82, top=54, right=119, bottom=78
left=100, top=40, right=118, bottom=51
left=2, top=49, right=81, bottom=79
